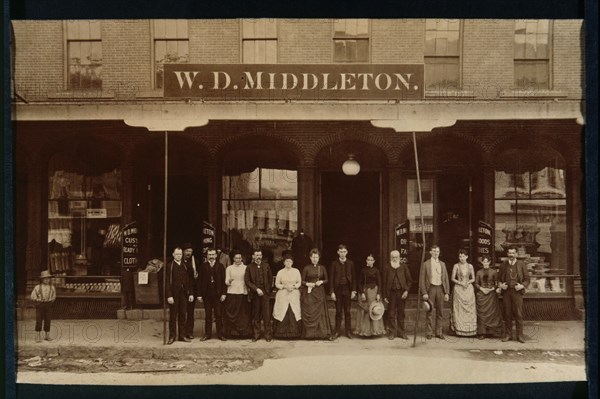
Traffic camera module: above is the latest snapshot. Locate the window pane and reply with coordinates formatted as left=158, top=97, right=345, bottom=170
left=261, top=169, right=297, bottom=199
left=166, top=40, right=178, bottom=60
left=357, top=19, right=369, bottom=35
left=345, top=20, right=357, bottom=36
left=223, top=169, right=260, bottom=199
left=266, top=40, right=277, bottom=63
left=425, top=30, right=436, bottom=55
left=68, top=41, right=81, bottom=64
left=334, top=40, right=346, bottom=62
left=537, top=20, right=549, bottom=34
left=90, top=21, right=101, bottom=39
left=515, top=60, right=549, bottom=89
left=242, top=19, right=254, bottom=38
left=356, top=39, right=369, bottom=62
left=333, top=19, right=346, bottom=36
left=91, top=65, right=102, bottom=89
left=78, top=21, right=90, bottom=40
left=155, top=40, right=166, bottom=62
left=178, top=41, right=189, bottom=62
left=255, top=40, right=266, bottom=63
left=436, top=36, right=448, bottom=56
left=154, top=20, right=166, bottom=38
left=165, top=20, right=177, bottom=39
left=447, top=30, right=460, bottom=56
left=265, top=19, right=277, bottom=37
left=346, top=40, right=357, bottom=62
left=254, top=20, right=266, bottom=38
left=514, top=33, right=526, bottom=58
left=515, top=20, right=527, bottom=35
left=69, top=64, right=80, bottom=88
left=537, top=33, right=548, bottom=58
left=525, top=32, right=537, bottom=59
left=176, top=19, right=188, bottom=38
left=67, top=20, right=79, bottom=40
left=448, top=19, right=460, bottom=32
left=80, top=41, right=92, bottom=65
left=525, top=20, right=537, bottom=34
left=90, top=42, right=102, bottom=64
left=243, top=41, right=255, bottom=64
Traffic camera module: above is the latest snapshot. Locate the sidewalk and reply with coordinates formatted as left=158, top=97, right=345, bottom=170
left=15, top=318, right=586, bottom=355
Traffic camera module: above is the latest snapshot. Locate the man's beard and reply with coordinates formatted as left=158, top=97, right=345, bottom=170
left=391, top=261, right=400, bottom=268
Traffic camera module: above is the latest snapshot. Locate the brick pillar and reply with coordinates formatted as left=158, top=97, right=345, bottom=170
left=297, top=166, right=315, bottom=239
left=25, top=165, right=43, bottom=293
left=388, top=166, right=404, bottom=252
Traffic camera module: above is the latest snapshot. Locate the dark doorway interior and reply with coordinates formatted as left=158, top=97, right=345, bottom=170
left=437, top=173, right=471, bottom=274
left=321, top=171, right=381, bottom=274
left=148, top=175, right=209, bottom=259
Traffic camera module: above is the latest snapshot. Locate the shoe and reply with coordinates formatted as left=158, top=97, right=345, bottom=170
left=44, top=333, right=53, bottom=342
left=218, top=336, right=227, bottom=342
left=517, top=336, right=526, bottom=343
left=426, top=334, right=433, bottom=340
left=35, top=333, right=42, bottom=343
left=478, top=335, right=485, bottom=340
left=399, top=333, right=408, bottom=340
left=388, top=333, right=395, bottom=340
left=167, top=337, right=175, bottom=345
left=179, top=337, right=192, bottom=342
left=266, top=337, right=272, bottom=342
left=251, top=337, right=258, bottom=342
left=331, top=332, right=340, bottom=340
left=186, top=335, right=194, bottom=340
left=345, top=333, right=352, bottom=339
left=199, top=336, right=211, bottom=341
left=501, top=335, right=511, bottom=342
left=436, top=333, right=445, bottom=340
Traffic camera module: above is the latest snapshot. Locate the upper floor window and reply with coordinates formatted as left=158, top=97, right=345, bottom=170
left=424, top=19, right=461, bottom=90
left=514, top=20, right=551, bottom=90
left=242, top=19, right=278, bottom=63
left=66, top=21, right=102, bottom=89
left=333, top=19, right=369, bottom=63
left=154, top=20, right=189, bottom=89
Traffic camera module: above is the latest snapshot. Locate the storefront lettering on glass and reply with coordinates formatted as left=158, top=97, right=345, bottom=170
left=121, top=221, right=139, bottom=267
left=163, top=64, right=424, bottom=100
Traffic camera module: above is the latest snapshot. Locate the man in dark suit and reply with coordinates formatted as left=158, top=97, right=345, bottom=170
left=245, top=249, right=273, bottom=342
left=196, top=248, right=227, bottom=341
left=498, top=246, right=530, bottom=343
left=165, top=247, right=194, bottom=344
left=330, top=244, right=357, bottom=339
left=182, top=242, right=198, bottom=339
left=382, top=250, right=412, bottom=340
left=419, top=245, right=450, bottom=340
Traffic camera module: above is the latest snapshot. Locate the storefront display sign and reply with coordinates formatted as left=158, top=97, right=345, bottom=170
left=202, top=221, right=216, bottom=263
left=477, top=220, right=494, bottom=264
left=395, top=220, right=410, bottom=264
left=121, top=221, right=139, bottom=267
left=164, top=64, right=424, bottom=100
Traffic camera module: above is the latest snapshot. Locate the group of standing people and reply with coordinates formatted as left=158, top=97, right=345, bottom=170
left=421, top=245, right=529, bottom=342
left=164, top=242, right=529, bottom=344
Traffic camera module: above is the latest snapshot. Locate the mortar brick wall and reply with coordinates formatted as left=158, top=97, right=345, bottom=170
left=279, top=19, right=332, bottom=64
left=102, top=20, right=152, bottom=98
left=190, top=19, right=239, bottom=63
left=553, top=20, right=585, bottom=99
left=462, top=20, right=515, bottom=99
left=372, top=19, right=425, bottom=64
left=12, top=20, right=64, bottom=101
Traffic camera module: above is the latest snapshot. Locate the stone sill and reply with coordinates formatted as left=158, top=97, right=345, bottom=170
left=47, top=90, right=115, bottom=99
left=425, top=90, right=477, bottom=99
left=500, top=90, right=568, bottom=99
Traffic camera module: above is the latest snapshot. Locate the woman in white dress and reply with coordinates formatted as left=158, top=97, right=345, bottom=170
left=223, top=250, right=252, bottom=338
left=272, top=253, right=302, bottom=339
left=450, top=249, right=477, bottom=337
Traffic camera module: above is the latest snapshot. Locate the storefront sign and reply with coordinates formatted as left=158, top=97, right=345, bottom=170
left=121, top=221, right=138, bottom=267
left=86, top=208, right=107, bottom=218
left=202, top=221, right=216, bottom=263
left=395, top=220, right=410, bottom=264
left=477, top=220, right=494, bottom=264
left=164, top=64, right=424, bottom=100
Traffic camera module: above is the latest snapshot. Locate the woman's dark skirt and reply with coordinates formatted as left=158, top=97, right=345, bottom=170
left=273, top=306, right=302, bottom=339
left=223, top=293, right=252, bottom=338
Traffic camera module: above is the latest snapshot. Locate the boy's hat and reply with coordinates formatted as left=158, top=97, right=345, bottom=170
left=40, top=270, right=52, bottom=279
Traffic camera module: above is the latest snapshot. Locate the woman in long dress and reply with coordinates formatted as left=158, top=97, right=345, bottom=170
left=474, top=255, right=504, bottom=339
left=300, top=248, right=334, bottom=340
left=222, top=250, right=252, bottom=338
left=272, top=253, right=302, bottom=339
left=450, top=249, right=477, bottom=337
left=354, top=254, right=386, bottom=337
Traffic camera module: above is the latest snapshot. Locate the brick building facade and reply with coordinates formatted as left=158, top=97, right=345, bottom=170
left=12, top=19, right=585, bottom=319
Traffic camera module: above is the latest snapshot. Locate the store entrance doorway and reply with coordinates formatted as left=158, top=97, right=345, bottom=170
left=320, top=171, right=381, bottom=271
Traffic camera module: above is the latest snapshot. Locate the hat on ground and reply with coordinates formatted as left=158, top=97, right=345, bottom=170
left=369, top=301, right=385, bottom=321
left=422, top=299, right=433, bottom=312
left=40, top=270, right=52, bottom=279
left=181, top=242, right=193, bottom=250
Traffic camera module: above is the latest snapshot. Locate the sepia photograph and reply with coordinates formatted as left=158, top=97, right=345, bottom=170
left=7, top=11, right=591, bottom=395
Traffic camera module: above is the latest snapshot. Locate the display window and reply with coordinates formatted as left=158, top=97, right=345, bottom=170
left=494, top=148, right=568, bottom=295
left=47, top=143, right=123, bottom=286
left=222, top=168, right=297, bottom=265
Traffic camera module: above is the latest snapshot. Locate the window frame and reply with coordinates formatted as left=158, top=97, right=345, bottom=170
left=424, top=19, right=463, bottom=90
left=151, top=19, right=190, bottom=89
left=332, top=19, right=371, bottom=63
left=240, top=19, right=279, bottom=64
left=63, top=20, right=103, bottom=90
left=513, top=19, right=554, bottom=90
